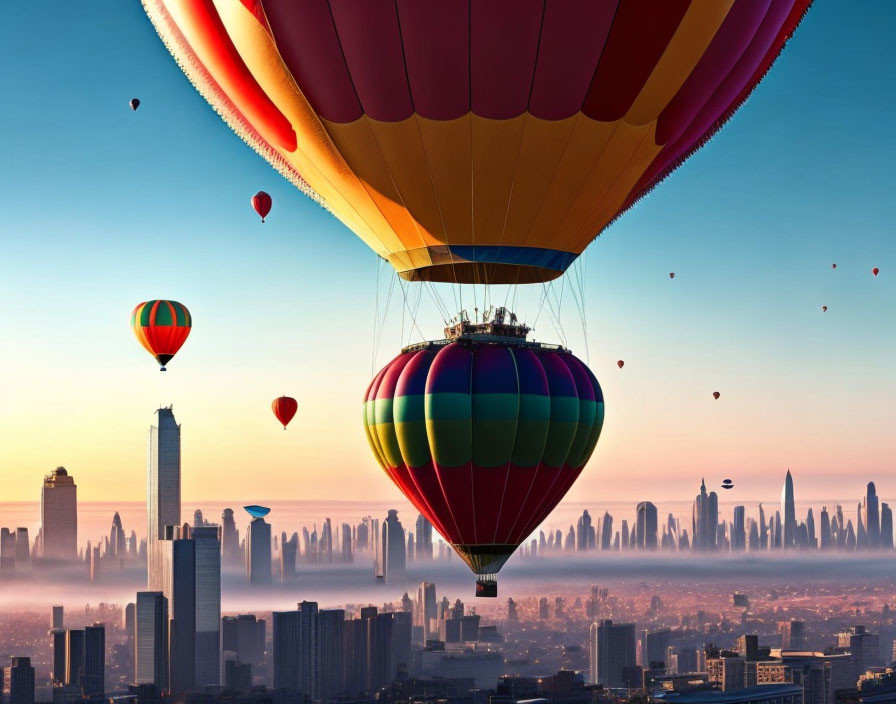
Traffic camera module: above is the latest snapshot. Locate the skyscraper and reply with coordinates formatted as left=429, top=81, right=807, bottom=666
left=159, top=529, right=196, bottom=696
left=881, top=503, right=893, bottom=549
left=40, top=467, right=77, bottom=560
left=577, top=510, right=594, bottom=551
left=135, top=591, right=168, bottom=688
left=318, top=609, right=346, bottom=699
left=590, top=620, right=636, bottom=687
left=272, top=610, right=301, bottom=694
left=192, top=525, right=221, bottom=687
left=83, top=624, right=105, bottom=698
left=148, top=407, right=181, bottom=542
left=731, top=506, right=746, bottom=551
left=7, top=657, right=35, bottom=704
left=415, top=514, right=433, bottom=560
left=382, top=510, right=406, bottom=584
left=246, top=508, right=272, bottom=584
left=417, top=582, right=437, bottom=641
left=865, top=482, right=880, bottom=549
left=692, top=479, right=718, bottom=550
left=781, top=469, right=796, bottom=549
left=636, top=502, right=657, bottom=550
left=281, top=531, right=298, bottom=581
left=65, top=629, right=84, bottom=688
left=221, top=508, right=241, bottom=566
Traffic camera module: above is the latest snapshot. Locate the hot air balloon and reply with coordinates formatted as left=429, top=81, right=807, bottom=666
left=142, top=0, right=812, bottom=285
left=669, top=273, right=675, bottom=279
left=129, top=98, right=140, bottom=111
left=821, top=305, right=827, bottom=312
left=713, top=391, right=720, bottom=400
left=272, top=396, right=298, bottom=429
left=364, top=312, right=603, bottom=596
left=873, top=267, right=880, bottom=277
left=832, top=263, right=837, bottom=269
left=131, top=300, right=192, bottom=371
left=617, top=360, right=624, bottom=369
left=721, top=478, right=734, bottom=489
left=252, top=191, right=272, bottom=222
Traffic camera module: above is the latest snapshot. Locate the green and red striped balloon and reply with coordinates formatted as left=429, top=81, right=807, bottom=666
left=364, top=341, right=603, bottom=588
left=131, top=300, right=192, bottom=371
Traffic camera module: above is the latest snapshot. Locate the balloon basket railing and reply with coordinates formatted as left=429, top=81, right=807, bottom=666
left=476, top=576, right=498, bottom=598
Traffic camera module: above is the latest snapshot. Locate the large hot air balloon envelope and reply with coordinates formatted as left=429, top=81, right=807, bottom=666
left=364, top=316, right=604, bottom=596
left=272, top=396, right=298, bottom=429
left=131, top=300, right=192, bottom=371
left=143, top=0, right=812, bottom=284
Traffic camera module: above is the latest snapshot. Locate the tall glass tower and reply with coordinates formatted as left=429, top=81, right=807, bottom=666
left=148, top=407, right=181, bottom=590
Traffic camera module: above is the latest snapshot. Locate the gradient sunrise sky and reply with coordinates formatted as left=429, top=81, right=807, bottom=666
left=0, top=2, right=894, bottom=506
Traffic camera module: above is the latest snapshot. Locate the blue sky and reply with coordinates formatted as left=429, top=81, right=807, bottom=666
left=0, top=2, right=895, bottom=505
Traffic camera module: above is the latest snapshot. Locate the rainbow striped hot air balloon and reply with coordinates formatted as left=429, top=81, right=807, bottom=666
left=143, top=0, right=812, bottom=284
left=131, top=300, right=192, bottom=371
left=364, top=328, right=603, bottom=596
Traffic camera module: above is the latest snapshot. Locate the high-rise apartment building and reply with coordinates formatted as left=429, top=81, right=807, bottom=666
left=83, top=625, right=105, bottom=698
left=382, top=510, right=406, bottom=584
left=246, top=510, right=272, bottom=584
left=7, top=657, right=35, bottom=704
left=415, top=514, right=433, bottom=560
left=590, top=620, right=636, bottom=687
left=193, top=525, right=221, bottom=687
left=417, top=582, right=437, bottom=641
left=65, top=629, right=84, bottom=688
left=135, top=591, right=168, bottom=688
left=221, top=508, right=241, bottom=566
left=40, top=467, right=77, bottom=560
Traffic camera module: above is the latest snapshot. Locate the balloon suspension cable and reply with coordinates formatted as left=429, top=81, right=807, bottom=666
left=398, top=277, right=426, bottom=347
left=371, top=259, right=396, bottom=373
left=569, top=255, right=590, bottom=365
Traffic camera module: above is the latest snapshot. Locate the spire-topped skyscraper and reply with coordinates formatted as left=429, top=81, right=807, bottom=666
left=148, top=407, right=181, bottom=543
left=692, top=479, right=718, bottom=550
left=865, top=482, right=880, bottom=549
left=781, top=469, right=796, bottom=549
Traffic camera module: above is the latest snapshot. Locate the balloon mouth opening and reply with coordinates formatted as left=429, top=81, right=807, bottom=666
left=398, top=262, right=565, bottom=285
left=155, top=353, right=174, bottom=371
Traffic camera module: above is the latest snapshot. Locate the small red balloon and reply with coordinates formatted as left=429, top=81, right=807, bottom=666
left=873, top=267, right=880, bottom=276
left=272, top=396, right=298, bottom=429
left=821, top=306, right=827, bottom=312
left=617, top=360, right=624, bottom=369
left=252, top=191, right=272, bottom=222
left=669, top=272, right=675, bottom=279
left=712, top=391, right=720, bottom=400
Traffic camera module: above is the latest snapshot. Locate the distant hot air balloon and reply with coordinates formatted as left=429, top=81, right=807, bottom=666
left=143, top=0, right=813, bottom=285
left=252, top=191, right=272, bottom=222
left=712, top=391, right=721, bottom=400
left=129, top=98, right=140, bottom=111
left=721, top=478, right=734, bottom=490
left=365, top=316, right=603, bottom=596
left=873, top=267, right=880, bottom=277
left=617, top=360, right=624, bottom=369
left=272, top=396, right=298, bottom=429
left=821, top=305, right=827, bottom=312
left=131, top=300, right=192, bottom=371
left=832, top=263, right=837, bottom=270
left=669, top=273, right=675, bottom=279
